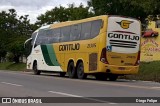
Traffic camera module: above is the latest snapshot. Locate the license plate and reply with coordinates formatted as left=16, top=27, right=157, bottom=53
left=118, top=67, right=125, bottom=70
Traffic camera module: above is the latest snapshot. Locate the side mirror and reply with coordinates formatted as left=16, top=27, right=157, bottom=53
left=24, top=38, right=32, bottom=48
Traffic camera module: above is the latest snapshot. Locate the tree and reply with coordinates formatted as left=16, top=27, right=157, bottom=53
left=36, top=4, right=94, bottom=26
left=0, top=9, right=37, bottom=63
left=88, top=0, right=160, bottom=22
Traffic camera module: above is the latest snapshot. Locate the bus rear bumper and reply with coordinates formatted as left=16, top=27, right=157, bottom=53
left=100, top=65, right=139, bottom=75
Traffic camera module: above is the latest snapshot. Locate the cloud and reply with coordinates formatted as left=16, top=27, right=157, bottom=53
left=0, top=0, right=88, bottom=23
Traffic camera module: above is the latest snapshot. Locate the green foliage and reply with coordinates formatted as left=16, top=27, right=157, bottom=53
left=0, top=62, right=26, bottom=71
left=121, top=61, right=160, bottom=82
left=0, top=9, right=38, bottom=63
left=88, top=0, right=160, bottom=22
left=36, top=4, right=94, bottom=26
left=6, top=52, right=14, bottom=62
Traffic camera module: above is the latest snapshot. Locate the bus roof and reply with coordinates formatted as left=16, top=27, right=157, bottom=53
left=34, top=15, right=139, bottom=32
left=49, top=15, right=108, bottom=29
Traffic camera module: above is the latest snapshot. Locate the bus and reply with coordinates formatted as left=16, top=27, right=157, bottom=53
left=24, top=15, right=141, bottom=81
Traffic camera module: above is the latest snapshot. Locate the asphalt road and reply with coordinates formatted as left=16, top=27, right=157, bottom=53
left=0, top=70, right=160, bottom=106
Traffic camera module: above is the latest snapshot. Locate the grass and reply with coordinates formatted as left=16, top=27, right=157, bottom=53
left=0, top=61, right=160, bottom=82
left=122, top=61, right=160, bottom=82
left=0, top=62, right=26, bottom=71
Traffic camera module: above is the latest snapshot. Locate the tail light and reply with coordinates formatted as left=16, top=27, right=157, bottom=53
left=134, top=51, right=140, bottom=66
left=100, top=48, right=108, bottom=64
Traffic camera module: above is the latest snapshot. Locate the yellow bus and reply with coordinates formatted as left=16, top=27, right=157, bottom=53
left=24, top=15, right=141, bottom=81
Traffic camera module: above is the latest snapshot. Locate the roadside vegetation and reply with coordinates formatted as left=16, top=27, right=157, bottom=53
left=0, top=61, right=160, bottom=82
left=121, top=61, right=160, bottom=82
left=0, top=62, right=26, bottom=71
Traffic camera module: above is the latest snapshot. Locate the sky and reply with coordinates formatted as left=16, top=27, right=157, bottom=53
left=0, top=0, right=88, bottom=23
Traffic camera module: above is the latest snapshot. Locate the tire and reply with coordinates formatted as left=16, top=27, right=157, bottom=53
left=59, top=72, right=66, bottom=77
left=77, top=62, right=87, bottom=79
left=108, top=74, right=118, bottom=81
left=67, top=62, right=77, bottom=78
left=33, top=62, right=41, bottom=75
left=95, top=73, right=107, bottom=80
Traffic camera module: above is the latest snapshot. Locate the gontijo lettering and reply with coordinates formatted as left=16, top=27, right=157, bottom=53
left=108, top=33, right=140, bottom=41
left=59, top=43, right=80, bottom=51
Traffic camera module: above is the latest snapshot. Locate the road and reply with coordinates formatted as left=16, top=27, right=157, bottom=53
left=0, top=70, right=160, bottom=106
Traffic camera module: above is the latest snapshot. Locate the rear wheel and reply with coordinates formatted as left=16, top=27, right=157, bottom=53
left=77, top=62, right=87, bottom=79
left=67, top=62, right=77, bottom=78
left=33, top=62, right=41, bottom=75
left=108, top=74, right=118, bottom=81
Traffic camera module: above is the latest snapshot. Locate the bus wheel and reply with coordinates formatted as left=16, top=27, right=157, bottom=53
left=95, top=73, right=107, bottom=80
left=59, top=72, right=66, bottom=77
left=77, top=62, right=87, bottom=79
left=108, top=74, right=118, bottom=81
left=67, top=62, right=77, bottom=78
left=33, top=62, right=41, bottom=75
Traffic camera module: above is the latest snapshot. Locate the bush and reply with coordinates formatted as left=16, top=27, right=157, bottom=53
left=6, top=52, right=14, bottom=62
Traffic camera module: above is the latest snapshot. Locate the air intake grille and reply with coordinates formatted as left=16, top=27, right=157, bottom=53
left=110, top=40, right=137, bottom=48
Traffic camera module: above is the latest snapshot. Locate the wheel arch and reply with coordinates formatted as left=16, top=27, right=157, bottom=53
left=32, top=60, right=38, bottom=70
left=67, top=59, right=75, bottom=67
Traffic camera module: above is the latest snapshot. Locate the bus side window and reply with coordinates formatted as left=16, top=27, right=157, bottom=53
left=46, top=29, right=52, bottom=43
left=91, top=20, right=102, bottom=38
left=52, top=28, right=60, bottom=43
left=60, top=26, right=71, bottom=42
left=80, top=22, right=91, bottom=40
left=70, top=24, right=81, bottom=41
left=45, top=29, right=56, bottom=44
left=35, top=29, right=46, bottom=46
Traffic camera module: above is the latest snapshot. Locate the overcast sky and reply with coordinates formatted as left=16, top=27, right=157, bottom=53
left=0, top=0, right=88, bottom=23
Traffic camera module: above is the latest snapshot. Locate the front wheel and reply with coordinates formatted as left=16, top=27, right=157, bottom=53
left=59, top=72, right=66, bottom=77
left=33, top=62, right=41, bottom=75
left=77, top=62, right=87, bottom=79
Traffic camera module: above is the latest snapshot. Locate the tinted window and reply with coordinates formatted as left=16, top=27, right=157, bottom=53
left=60, top=26, right=71, bottom=42
left=70, top=24, right=81, bottom=41
left=51, top=28, right=60, bottom=43
left=80, top=22, right=91, bottom=40
left=35, top=28, right=60, bottom=45
left=46, top=29, right=59, bottom=43
left=36, top=29, right=47, bottom=45
left=35, top=19, right=102, bottom=45
left=91, top=20, right=102, bottom=38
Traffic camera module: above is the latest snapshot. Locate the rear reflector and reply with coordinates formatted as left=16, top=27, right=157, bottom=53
left=100, top=48, right=108, bottom=64
left=134, top=51, right=140, bottom=66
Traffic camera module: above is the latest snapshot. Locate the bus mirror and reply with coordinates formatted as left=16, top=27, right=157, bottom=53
left=24, top=38, right=32, bottom=57
left=24, top=38, right=32, bottom=48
